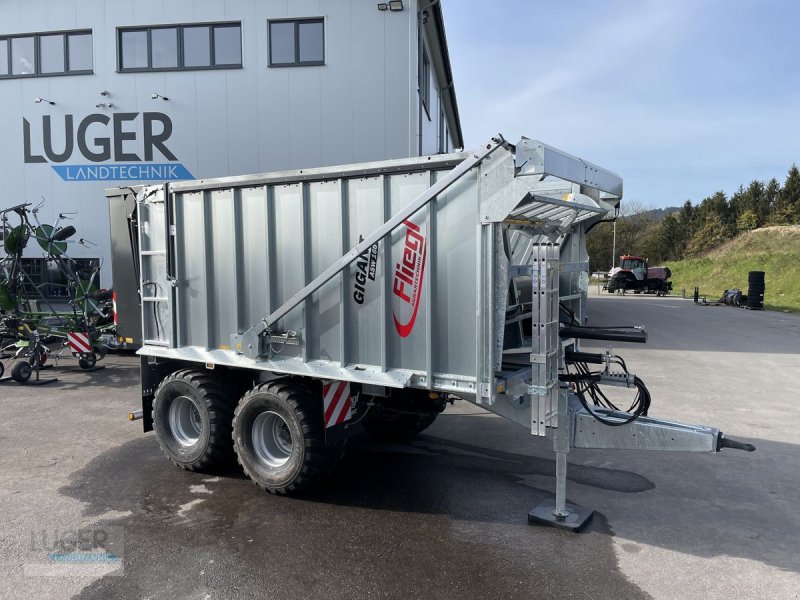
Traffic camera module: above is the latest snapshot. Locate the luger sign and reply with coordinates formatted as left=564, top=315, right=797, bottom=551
left=23, top=112, right=193, bottom=181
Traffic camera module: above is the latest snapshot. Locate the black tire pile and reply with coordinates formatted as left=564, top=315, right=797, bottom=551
left=747, top=271, right=765, bottom=309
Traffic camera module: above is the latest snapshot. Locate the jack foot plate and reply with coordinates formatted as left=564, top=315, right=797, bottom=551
left=528, top=501, right=594, bottom=532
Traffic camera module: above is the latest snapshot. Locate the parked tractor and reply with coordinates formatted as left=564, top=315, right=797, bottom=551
left=606, top=255, right=672, bottom=295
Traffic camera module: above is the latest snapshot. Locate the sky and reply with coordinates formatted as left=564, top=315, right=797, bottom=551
left=440, top=0, right=800, bottom=208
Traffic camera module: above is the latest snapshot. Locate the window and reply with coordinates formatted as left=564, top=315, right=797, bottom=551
left=183, top=26, right=211, bottom=67
left=214, top=25, right=242, bottom=65
left=118, top=23, right=242, bottom=72
left=268, top=19, right=325, bottom=67
left=151, top=28, right=178, bottom=68
left=420, top=46, right=431, bottom=117
left=68, top=33, right=93, bottom=72
left=120, top=30, right=148, bottom=69
left=11, top=36, right=34, bottom=75
left=39, top=34, right=64, bottom=74
left=0, top=40, right=7, bottom=76
left=0, top=30, right=93, bottom=78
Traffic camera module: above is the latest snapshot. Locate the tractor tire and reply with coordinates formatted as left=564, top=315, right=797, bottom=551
left=362, top=390, right=444, bottom=441
left=10, top=361, right=32, bottom=383
left=152, top=369, right=235, bottom=471
left=0, top=361, right=4, bottom=380
left=233, top=380, right=342, bottom=495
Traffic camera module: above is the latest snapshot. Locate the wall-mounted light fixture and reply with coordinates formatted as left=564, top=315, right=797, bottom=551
left=100, top=90, right=110, bottom=96
left=95, top=102, right=114, bottom=109
left=34, top=97, right=56, bottom=105
left=378, top=1, right=403, bottom=10
left=151, top=92, right=169, bottom=101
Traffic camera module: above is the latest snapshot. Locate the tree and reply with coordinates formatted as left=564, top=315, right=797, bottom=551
left=656, top=213, right=683, bottom=261
left=782, top=164, right=800, bottom=223
left=737, top=210, right=758, bottom=232
left=685, top=212, right=733, bottom=256
left=586, top=221, right=615, bottom=273
left=729, top=184, right=750, bottom=220
left=764, top=178, right=786, bottom=225
left=745, top=180, right=768, bottom=226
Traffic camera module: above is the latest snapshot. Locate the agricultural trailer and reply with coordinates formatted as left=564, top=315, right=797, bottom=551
left=111, top=136, right=753, bottom=530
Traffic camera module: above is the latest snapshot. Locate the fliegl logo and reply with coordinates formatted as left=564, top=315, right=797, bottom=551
left=392, top=219, right=427, bottom=338
left=23, top=112, right=193, bottom=181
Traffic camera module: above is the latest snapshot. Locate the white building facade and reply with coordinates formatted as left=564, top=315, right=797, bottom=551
left=0, top=0, right=462, bottom=288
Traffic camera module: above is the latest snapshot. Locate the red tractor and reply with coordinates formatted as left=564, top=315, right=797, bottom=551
left=606, top=255, right=672, bottom=295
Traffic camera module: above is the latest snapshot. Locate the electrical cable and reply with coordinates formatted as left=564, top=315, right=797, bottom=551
left=562, top=358, right=650, bottom=426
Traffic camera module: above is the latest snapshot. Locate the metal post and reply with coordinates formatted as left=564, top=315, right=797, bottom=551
left=611, top=219, right=617, bottom=270
left=554, top=450, right=568, bottom=517
left=553, top=387, right=570, bottom=518
left=528, top=387, right=594, bottom=530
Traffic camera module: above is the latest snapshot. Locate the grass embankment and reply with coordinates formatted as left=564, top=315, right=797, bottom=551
left=669, top=225, right=800, bottom=312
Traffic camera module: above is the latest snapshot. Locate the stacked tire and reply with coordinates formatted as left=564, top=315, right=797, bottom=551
left=747, top=271, right=765, bottom=309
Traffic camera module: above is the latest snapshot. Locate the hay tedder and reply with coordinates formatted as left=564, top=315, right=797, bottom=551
left=0, top=202, right=114, bottom=383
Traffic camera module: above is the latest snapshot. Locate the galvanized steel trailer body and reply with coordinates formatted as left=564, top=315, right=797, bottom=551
left=118, top=136, right=752, bottom=529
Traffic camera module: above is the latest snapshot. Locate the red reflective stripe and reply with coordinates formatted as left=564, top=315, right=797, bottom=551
left=324, top=381, right=347, bottom=426
left=334, top=398, right=352, bottom=425
left=68, top=332, right=92, bottom=353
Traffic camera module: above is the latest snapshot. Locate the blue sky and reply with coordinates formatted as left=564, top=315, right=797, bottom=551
left=441, top=0, right=800, bottom=208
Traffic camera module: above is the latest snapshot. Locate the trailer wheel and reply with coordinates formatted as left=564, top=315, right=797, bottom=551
left=362, top=390, right=444, bottom=441
left=78, top=353, right=97, bottom=370
left=152, top=369, right=234, bottom=471
left=233, top=381, right=338, bottom=495
left=10, top=361, right=32, bottom=383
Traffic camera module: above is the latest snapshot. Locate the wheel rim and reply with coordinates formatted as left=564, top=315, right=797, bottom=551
left=168, top=395, right=203, bottom=446
left=251, top=411, right=293, bottom=468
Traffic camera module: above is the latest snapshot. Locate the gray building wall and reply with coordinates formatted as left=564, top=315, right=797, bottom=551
left=0, top=0, right=460, bottom=288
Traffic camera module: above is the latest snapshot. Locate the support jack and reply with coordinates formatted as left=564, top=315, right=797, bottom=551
left=528, top=501, right=594, bottom=532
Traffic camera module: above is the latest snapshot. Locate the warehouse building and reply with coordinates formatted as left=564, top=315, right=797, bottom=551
left=0, top=0, right=463, bottom=290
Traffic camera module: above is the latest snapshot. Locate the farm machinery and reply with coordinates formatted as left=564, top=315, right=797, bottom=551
left=606, top=255, right=672, bottom=295
left=113, top=135, right=754, bottom=529
left=0, top=202, right=114, bottom=382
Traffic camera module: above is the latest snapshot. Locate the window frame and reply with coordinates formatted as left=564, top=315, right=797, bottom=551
left=0, top=29, right=93, bottom=79
left=268, top=18, right=325, bottom=68
left=438, top=100, right=447, bottom=154
left=420, top=45, right=431, bottom=119
left=117, top=22, right=243, bottom=73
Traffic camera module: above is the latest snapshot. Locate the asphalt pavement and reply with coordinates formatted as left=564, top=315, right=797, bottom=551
left=0, top=293, right=798, bottom=599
